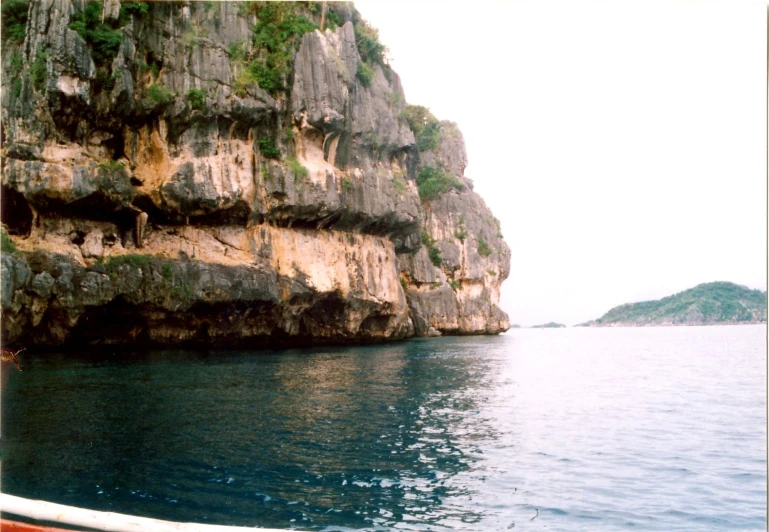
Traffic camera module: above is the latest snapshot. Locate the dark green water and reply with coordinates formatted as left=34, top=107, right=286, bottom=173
left=2, top=338, right=501, bottom=530
left=2, top=327, right=766, bottom=530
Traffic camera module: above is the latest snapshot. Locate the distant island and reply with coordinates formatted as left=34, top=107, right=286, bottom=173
left=531, top=322, right=566, bottom=328
left=575, top=282, right=767, bottom=327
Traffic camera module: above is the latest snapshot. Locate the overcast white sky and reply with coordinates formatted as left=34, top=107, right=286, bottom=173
left=356, top=0, right=767, bottom=326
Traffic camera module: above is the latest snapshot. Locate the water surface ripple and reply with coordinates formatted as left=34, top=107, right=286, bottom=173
left=2, top=325, right=766, bottom=530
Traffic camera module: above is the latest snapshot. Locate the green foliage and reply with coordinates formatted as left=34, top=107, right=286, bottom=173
left=107, top=69, right=121, bottom=91
left=477, top=237, right=492, bottom=257
left=146, top=83, right=173, bottom=105
left=448, top=278, right=459, bottom=292
left=98, top=160, right=125, bottom=171
left=287, top=157, right=309, bottom=179
left=393, top=176, right=406, bottom=194
left=119, top=1, right=149, bottom=23
left=162, top=263, right=173, bottom=280
left=356, top=61, right=374, bottom=87
left=416, top=166, right=463, bottom=202
left=95, top=67, right=121, bottom=92
left=1, top=228, right=17, bottom=253
left=10, top=54, right=23, bottom=72
left=454, top=217, right=467, bottom=241
left=9, top=54, right=24, bottom=98
left=352, top=18, right=387, bottom=90
left=324, top=9, right=342, bottom=31
left=229, top=40, right=248, bottom=62
left=233, top=67, right=258, bottom=97
left=493, top=217, right=503, bottom=238
left=341, top=178, right=353, bottom=191
left=2, top=0, right=28, bottom=44
left=241, top=2, right=316, bottom=95
left=69, top=1, right=124, bottom=67
left=284, top=128, right=294, bottom=140
left=30, top=48, right=48, bottom=92
left=260, top=164, right=270, bottom=181
left=416, top=120, right=441, bottom=151
left=258, top=138, right=280, bottom=159
left=487, top=269, right=497, bottom=276
left=140, top=61, right=160, bottom=79
left=186, top=88, right=205, bottom=110
left=400, top=277, right=408, bottom=292
left=401, top=105, right=441, bottom=152
left=384, top=91, right=404, bottom=108
left=353, top=18, right=386, bottom=65
left=182, top=23, right=209, bottom=46
left=428, top=247, right=442, bottom=267
left=12, top=78, right=23, bottom=99
left=106, top=254, right=151, bottom=270
left=595, top=281, right=768, bottom=325
left=421, top=231, right=442, bottom=267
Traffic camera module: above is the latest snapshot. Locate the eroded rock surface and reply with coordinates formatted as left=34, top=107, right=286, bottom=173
left=2, top=1, right=508, bottom=348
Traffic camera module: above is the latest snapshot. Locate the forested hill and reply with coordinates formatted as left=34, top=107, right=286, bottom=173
left=577, top=282, right=767, bottom=327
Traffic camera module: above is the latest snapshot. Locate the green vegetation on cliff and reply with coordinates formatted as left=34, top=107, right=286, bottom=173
left=1, top=0, right=28, bottom=44
left=0, top=0, right=512, bottom=346
left=1, top=227, right=17, bottom=253
left=186, top=88, right=205, bottom=110
left=353, top=17, right=387, bottom=86
left=416, top=166, right=463, bottom=202
left=235, top=2, right=316, bottom=95
left=421, top=231, right=442, bottom=266
left=401, top=105, right=441, bottom=152
left=69, top=1, right=124, bottom=66
left=585, top=282, right=767, bottom=326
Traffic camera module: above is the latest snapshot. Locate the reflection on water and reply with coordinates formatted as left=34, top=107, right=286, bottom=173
left=2, top=338, right=502, bottom=530
left=2, top=327, right=766, bottom=531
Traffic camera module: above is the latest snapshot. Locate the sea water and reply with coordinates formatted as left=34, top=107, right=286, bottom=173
left=1, top=325, right=766, bottom=531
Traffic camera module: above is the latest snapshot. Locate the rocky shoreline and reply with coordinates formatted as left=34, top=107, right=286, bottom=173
left=1, top=1, right=509, bottom=348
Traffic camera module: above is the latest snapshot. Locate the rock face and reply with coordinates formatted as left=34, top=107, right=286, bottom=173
left=399, top=122, right=510, bottom=336
left=1, top=1, right=508, bottom=348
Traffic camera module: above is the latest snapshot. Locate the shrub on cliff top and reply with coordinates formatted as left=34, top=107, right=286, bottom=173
left=2, top=0, right=29, bottom=44
left=353, top=18, right=386, bottom=65
left=353, top=17, right=388, bottom=89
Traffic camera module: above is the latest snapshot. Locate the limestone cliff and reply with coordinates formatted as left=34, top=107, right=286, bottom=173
left=1, top=1, right=508, bottom=348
